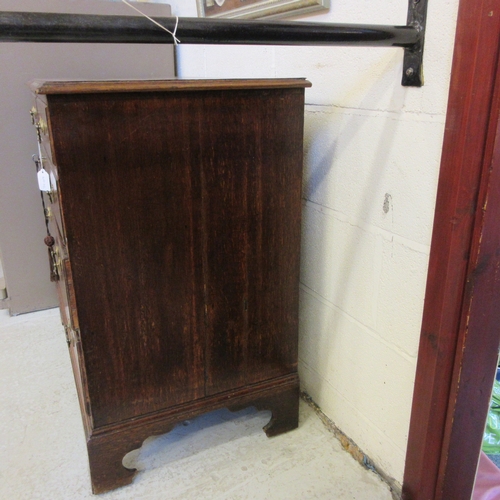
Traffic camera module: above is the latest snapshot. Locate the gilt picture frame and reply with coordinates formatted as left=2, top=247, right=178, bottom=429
left=197, top=0, right=330, bottom=20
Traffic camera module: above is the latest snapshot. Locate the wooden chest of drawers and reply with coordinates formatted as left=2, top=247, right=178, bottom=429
left=31, top=78, right=311, bottom=493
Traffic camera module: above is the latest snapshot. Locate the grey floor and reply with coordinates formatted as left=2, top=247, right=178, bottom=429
left=0, top=308, right=393, bottom=500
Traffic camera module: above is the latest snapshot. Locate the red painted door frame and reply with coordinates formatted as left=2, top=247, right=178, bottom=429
left=403, top=0, right=500, bottom=499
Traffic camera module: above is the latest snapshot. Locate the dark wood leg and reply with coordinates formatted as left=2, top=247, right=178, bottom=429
left=87, top=434, right=143, bottom=494
left=228, top=382, right=300, bottom=437
left=258, top=384, right=300, bottom=437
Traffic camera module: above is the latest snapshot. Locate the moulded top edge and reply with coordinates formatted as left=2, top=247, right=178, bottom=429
left=31, top=78, right=312, bottom=95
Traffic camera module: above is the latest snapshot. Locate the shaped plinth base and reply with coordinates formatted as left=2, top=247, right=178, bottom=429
left=86, top=374, right=299, bottom=494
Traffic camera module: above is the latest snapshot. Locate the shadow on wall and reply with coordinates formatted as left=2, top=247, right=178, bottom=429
left=298, top=51, right=408, bottom=439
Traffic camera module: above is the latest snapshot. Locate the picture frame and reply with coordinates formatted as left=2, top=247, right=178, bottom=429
left=197, top=0, right=330, bottom=20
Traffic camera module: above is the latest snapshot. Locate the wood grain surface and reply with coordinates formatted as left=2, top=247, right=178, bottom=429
left=402, top=1, right=500, bottom=498
left=39, top=79, right=308, bottom=493
left=32, top=78, right=312, bottom=95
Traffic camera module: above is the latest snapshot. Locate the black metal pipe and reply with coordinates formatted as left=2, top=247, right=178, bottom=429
left=0, top=11, right=420, bottom=48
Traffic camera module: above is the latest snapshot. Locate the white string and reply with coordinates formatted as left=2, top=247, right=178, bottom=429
left=120, top=0, right=180, bottom=45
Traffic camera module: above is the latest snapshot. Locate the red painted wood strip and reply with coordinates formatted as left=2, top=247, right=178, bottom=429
left=439, top=63, right=500, bottom=497
left=403, top=1, right=500, bottom=498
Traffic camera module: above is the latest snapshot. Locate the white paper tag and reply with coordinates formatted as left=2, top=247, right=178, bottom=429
left=37, top=168, right=51, bottom=192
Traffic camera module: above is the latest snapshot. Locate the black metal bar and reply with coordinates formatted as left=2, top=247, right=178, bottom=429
left=402, top=0, right=428, bottom=86
left=0, top=12, right=419, bottom=48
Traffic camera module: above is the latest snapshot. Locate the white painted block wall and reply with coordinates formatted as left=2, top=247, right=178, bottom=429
left=157, top=0, right=458, bottom=485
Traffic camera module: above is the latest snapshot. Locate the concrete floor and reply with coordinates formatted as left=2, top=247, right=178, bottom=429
left=0, top=308, right=393, bottom=500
